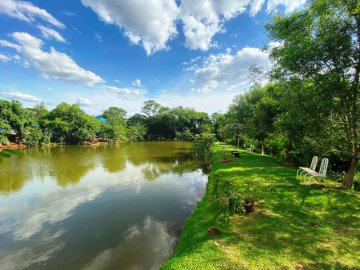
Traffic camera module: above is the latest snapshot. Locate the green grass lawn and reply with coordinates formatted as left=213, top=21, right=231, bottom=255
left=160, top=144, right=360, bottom=270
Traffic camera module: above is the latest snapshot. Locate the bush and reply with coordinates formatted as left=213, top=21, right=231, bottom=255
left=176, top=129, right=194, bottom=141
left=211, top=178, right=244, bottom=213
left=193, top=133, right=215, bottom=161
left=0, top=134, right=9, bottom=145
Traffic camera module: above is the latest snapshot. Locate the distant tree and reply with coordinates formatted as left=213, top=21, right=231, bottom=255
left=0, top=100, right=28, bottom=137
left=103, top=107, right=127, bottom=125
left=227, top=84, right=281, bottom=153
left=211, top=112, right=227, bottom=140
left=28, top=102, right=48, bottom=121
left=127, top=123, right=147, bottom=141
left=44, top=103, right=99, bottom=144
left=142, top=100, right=161, bottom=117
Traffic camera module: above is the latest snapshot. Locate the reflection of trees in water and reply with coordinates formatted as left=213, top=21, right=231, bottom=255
left=125, top=141, right=192, bottom=165
left=141, top=159, right=207, bottom=181
left=48, top=146, right=99, bottom=187
left=0, top=146, right=101, bottom=193
left=0, top=142, right=207, bottom=193
left=126, top=141, right=207, bottom=181
left=0, top=148, right=52, bottom=193
left=0, top=160, right=30, bottom=193
left=99, top=144, right=126, bottom=173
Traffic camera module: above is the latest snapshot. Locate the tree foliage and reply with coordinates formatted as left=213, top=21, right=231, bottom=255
left=266, top=0, right=360, bottom=188
left=1, top=99, right=211, bottom=147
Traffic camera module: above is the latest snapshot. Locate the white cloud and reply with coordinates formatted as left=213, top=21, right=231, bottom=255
left=250, top=0, right=266, bottom=16
left=156, top=90, right=238, bottom=114
left=0, top=39, right=21, bottom=52
left=0, top=0, right=64, bottom=28
left=267, top=0, right=306, bottom=13
left=1, top=91, right=41, bottom=102
left=179, top=0, right=254, bottom=50
left=81, top=0, right=178, bottom=55
left=81, top=0, right=304, bottom=54
left=106, top=85, right=142, bottom=96
left=8, top=32, right=104, bottom=86
left=77, top=97, right=93, bottom=107
left=37, top=25, right=65, bottom=42
left=190, top=46, right=271, bottom=93
left=132, top=79, right=142, bottom=87
left=180, top=13, right=221, bottom=50
left=94, top=33, right=102, bottom=42
left=0, top=53, right=11, bottom=62
left=83, top=216, right=176, bottom=270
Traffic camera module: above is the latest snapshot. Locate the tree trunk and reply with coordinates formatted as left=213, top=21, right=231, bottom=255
left=260, top=142, right=264, bottom=155
left=343, top=154, right=359, bottom=189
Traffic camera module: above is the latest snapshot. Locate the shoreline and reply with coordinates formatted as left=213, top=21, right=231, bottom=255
left=160, top=144, right=360, bottom=269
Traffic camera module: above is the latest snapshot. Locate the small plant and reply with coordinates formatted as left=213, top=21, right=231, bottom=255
left=212, top=178, right=253, bottom=213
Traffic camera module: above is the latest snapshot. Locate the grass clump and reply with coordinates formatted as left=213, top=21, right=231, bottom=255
left=160, top=144, right=360, bottom=270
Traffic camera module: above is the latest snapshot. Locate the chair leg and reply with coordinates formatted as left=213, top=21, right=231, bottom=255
left=308, top=176, right=314, bottom=186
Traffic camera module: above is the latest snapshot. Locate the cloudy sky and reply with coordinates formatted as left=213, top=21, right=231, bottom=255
left=0, top=0, right=305, bottom=115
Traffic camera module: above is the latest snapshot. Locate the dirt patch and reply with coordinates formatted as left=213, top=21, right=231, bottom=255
left=207, top=227, right=221, bottom=236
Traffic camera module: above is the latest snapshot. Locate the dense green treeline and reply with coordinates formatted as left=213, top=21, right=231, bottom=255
left=212, top=0, right=360, bottom=189
left=0, top=99, right=212, bottom=146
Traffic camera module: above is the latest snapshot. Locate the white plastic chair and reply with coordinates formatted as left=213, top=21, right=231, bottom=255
left=305, top=158, right=329, bottom=186
left=296, top=156, right=318, bottom=178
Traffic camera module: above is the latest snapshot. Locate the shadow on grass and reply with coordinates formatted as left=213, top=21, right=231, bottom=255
left=161, top=146, right=360, bottom=269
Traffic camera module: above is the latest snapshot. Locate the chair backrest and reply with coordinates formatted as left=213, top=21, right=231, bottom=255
left=310, top=156, right=318, bottom=171
left=318, top=158, right=329, bottom=176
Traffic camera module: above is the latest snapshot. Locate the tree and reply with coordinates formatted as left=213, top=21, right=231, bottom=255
left=28, top=102, right=48, bottom=121
left=103, top=107, right=127, bottom=126
left=142, top=100, right=161, bottom=117
left=224, top=123, right=246, bottom=149
left=0, top=100, right=28, bottom=138
left=127, top=123, right=147, bottom=141
left=44, top=103, right=99, bottom=144
left=99, top=107, right=128, bottom=141
left=266, top=0, right=360, bottom=188
left=226, top=84, right=281, bottom=154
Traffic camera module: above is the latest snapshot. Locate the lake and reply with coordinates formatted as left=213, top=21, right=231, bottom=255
left=0, top=142, right=208, bottom=270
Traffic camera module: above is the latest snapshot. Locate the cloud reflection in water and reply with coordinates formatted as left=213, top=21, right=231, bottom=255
left=83, top=216, right=176, bottom=270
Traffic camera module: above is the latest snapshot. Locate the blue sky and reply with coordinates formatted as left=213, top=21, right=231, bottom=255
left=0, top=0, right=305, bottom=115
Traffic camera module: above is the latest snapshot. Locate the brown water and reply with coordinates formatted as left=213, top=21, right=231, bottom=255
left=0, top=142, right=208, bottom=270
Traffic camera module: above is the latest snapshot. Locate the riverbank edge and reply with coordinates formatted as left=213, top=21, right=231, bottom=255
left=0, top=139, right=193, bottom=150
left=160, top=143, right=360, bottom=269
left=159, top=143, right=227, bottom=269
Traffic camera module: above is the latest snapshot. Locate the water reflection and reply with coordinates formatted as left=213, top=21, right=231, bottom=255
left=0, top=242, right=66, bottom=270
left=84, top=216, right=176, bottom=270
left=0, top=142, right=207, bottom=270
left=0, top=142, right=205, bottom=194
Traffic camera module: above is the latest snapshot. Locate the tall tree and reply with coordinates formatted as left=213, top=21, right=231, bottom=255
left=227, top=84, right=281, bottom=153
left=266, top=0, right=360, bottom=188
left=142, top=100, right=161, bottom=117
left=103, top=107, right=127, bottom=126
left=44, top=103, right=99, bottom=144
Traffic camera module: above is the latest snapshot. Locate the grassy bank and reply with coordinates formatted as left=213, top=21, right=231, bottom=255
left=160, top=144, right=360, bottom=270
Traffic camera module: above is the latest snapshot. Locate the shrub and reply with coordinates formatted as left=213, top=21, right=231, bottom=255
left=193, top=133, right=215, bottom=161
left=176, top=129, right=194, bottom=141
left=0, top=134, right=9, bottom=145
